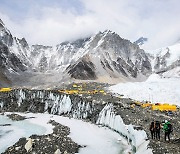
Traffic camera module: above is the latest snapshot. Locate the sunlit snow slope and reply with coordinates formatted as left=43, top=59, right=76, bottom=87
left=110, top=74, right=180, bottom=106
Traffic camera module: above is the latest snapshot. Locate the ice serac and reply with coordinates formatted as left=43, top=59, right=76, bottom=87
left=96, top=103, right=152, bottom=154
left=67, top=31, right=152, bottom=82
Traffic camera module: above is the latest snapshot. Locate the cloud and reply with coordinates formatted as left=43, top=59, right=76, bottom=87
left=0, top=0, right=180, bottom=49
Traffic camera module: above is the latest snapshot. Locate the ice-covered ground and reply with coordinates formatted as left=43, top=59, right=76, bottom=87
left=109, top=74, right=180, bottom=106
left=0, top=113, right=132, bottom=154
left=0, top=114, right=49, bottom=153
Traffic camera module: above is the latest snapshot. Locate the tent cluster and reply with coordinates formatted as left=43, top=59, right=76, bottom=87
left=131, top=101, right=177, bottom=111
left=58, top=89, right=106, bottom=95
left=58, top=83, right=107, bottom=95
left=151, top=103, right=177, bottom=111
left=0, top=88, right=12, bottom=92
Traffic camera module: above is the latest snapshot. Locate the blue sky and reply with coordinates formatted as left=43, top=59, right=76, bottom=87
left=0, top=0, right=84, bottom=20
left=0, top=0, right=180, bottom=49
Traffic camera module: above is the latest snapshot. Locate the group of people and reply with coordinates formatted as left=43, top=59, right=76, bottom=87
left=149, top=120, right=173, bottom=141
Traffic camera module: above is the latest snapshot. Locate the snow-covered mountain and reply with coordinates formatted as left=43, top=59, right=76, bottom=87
left=0, top=19, right=32, bottom=86
left=66, top=31, right=152, bottom=82
left=147, top=42, right=180, bottom=78
left=29, top=37, right=91, bottom=72
left=1, top=18, right=180, bottom=86
left=29, top=31, right=152, bottom=83
left=0, top=19, right=153, bottom=86
left=110, top=42, right=180, bottom=105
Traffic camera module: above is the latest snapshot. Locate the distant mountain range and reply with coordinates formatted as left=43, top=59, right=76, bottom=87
left=0, top=19, right=179, bottom=87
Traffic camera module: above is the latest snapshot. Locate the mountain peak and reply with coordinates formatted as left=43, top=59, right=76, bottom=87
left=103, top=29, right=113, bottom=34
left=134, top=37, right=148, bottom=46
left=0, top=19, right=5, bottom=26
left=0, top=19, right=5, bottom=30
left=101, top=30, right=117, bottom=36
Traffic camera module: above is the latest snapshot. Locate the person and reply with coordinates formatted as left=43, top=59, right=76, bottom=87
left=149, top=121, right=155, bottom=139
left=154, top=121, right=161, bottom=140
left=163, top=120, right=173, bottom=141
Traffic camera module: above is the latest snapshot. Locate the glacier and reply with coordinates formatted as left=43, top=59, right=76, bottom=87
left=0, top=114, right=48, bottom=153
left=0, top=113, right=132, bottom=154
left=0, top=89, right=152, bottom=153
left=109, top=74, right=180, bottom=106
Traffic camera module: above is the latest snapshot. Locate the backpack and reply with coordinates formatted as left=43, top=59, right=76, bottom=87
left=155, top=121, right=160, bottom=130
left=167, top=123, right=173, bottom=133
left=150, top=122, right=155, bottom=131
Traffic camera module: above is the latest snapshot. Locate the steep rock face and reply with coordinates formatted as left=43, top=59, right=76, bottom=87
left=0, top=20, right=32, bottom=86
left=0, top=20, right=13, bottom=47
left=0, top=20, right=31, bottom=74
left=67, top=31, right=152, bottom=81
left=67, top=58, right=97, bottom=80
left=54, top=37, right=90, bottom=67
left=0, top=42, right=27, bottom=72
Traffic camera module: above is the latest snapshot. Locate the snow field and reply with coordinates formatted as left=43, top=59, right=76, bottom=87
left=110, top=74, right=180, bottom=106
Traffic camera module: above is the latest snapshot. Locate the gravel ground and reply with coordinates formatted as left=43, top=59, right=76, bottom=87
left=113, top=100, right=180, bottom=154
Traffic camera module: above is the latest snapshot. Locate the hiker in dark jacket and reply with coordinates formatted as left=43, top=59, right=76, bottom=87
left=154, top=121, right=161, bottom=140
left=163, top=120, right=173, bottom=141
left=150, top=121, right=155, bottom=139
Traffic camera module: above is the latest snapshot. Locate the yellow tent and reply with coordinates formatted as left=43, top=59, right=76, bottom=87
left=152, top=104, right=177, bottom=111
left=0, top=88, right=12, bottom=92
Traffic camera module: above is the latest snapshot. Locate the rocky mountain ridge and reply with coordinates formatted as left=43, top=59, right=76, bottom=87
left=0, top=19, right=179, bottom=86
left=66, top=31, right=152, bottom=82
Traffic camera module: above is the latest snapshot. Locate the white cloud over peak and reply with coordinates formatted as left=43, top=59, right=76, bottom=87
left=0, top=0, right=180, bottom=50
